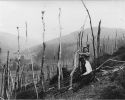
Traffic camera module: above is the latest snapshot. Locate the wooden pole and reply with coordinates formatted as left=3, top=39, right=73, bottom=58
left=77, top=37, right=79, bottom=50
left=31, top=57, right=38, bottom=99
left=40, top=11, right=46, bottom=92
left=80, top=15, right=88, bottom=50
left=25, top=22, right=28, bottom=42
left=1, top=65, right=4, bottom=96
left=78, top=33, right=80, bottom=50
left=46, top=65, right=50, bottom=81
left=107, top=36, right=110, bottom=53
left=16, top=26, right=21, bottom=89
left=3, top=51, right=9, bottom=99
left=58, top=8, right=63, bottom=90
left=103, top=37, right=105, bottom=55
left=86, top=34, right=90, bottom=52
left=25, top=22, right=38, bottom=99
left=80, top=31, right=84, bottom=50
left=115, top=30, right=117, bottom=51
left=97, top=20, right=101, bottom=58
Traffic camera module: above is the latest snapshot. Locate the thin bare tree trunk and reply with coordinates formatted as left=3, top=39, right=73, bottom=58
left=86, top=34, right=90, bottom=52
left=46, top=65, right=50, bottom=82
left=102, top=37, right=105, bottom=55
left=7, top=53, right=11, bottom=100
left=70, top=51, right=78, bottom=89
left=31, top=58, right=39, bottom=99
left=25, top=22, right=38, bottom=99
left=9, top=70, right=14, bottom=92
left=80, top=15, right=88, bottom=50
left=77, top=36, right=79, bottom=50
left=3, top=51, right=9, bottom=99
left=25, top=21, right=28, bottom=42
left=1, top=65, right=4, bottom=97
left=97, top=20, right=101, bottom=58
left=58, top=8, right=63, bottom=90
left=77, top=32, right=81, bottom=51
left=97, top=20, right=101, bottom=67
left=115, top=30, right=117, bottom=51
left=16, top=27, right=21, bottom=89
left=40, top=11, right=46, bottom=92
left=81, top=0, right=96, bottom=59
left=80, top=31, right=84, bottom=50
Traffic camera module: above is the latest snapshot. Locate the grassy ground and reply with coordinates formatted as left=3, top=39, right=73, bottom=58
left=48, top=70, right=122, bottom=99
left=45, top=47, right=125, bottom=99
left=1, top=47, right=125, bottom=99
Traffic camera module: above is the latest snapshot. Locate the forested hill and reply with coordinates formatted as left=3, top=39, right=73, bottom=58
left=24, top=27, right=125, bottom=63
left=0, top=31, right=39, bottom=62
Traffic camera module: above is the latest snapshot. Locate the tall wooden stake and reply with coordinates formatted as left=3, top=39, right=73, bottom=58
left=1, top=65, right=4, bottom=96
left=97, top=20, right=101, bottom=58
left=80, top=31, right=84, bottom=50
left=16, top=27, right=21, bottom=89
left=97, top=20, right=101, bottom=67
left=58, top=8, right=63, bottom=90
left=3, top=51, right=9, bottom=99
left=40, top=11, right=46, bottom=92
left=86, top=34, right=90, bottom=52
left=103, top=37, right=105, bottom=55
left=25, top=22, right=28, bottom=42
left=115, top=30, right=117, bottom=51
left=78, top=33, right=81, bottom=50
left=25, top=22, right=38, bottom=99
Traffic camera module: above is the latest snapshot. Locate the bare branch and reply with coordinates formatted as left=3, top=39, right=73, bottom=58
left=81, top=0, right=96, bottom=59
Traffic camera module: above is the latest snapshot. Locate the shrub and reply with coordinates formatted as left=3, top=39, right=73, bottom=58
left=16, top=90, right=37, bottom=99
left=109, top=71, right=119, bottom=82
left=28, top=63, right=40, bottom=71
left=112, top=46, right=125, bottom=57
left=100, top=85, right=125, bottom=99
left=92, top=53, right=111, bottom=69
left=116, top=68, right=125, bottom=89
left=49, top=67, right=70, bottom=85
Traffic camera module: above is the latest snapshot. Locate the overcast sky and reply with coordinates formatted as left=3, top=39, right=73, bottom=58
left=0, top=0, right=125, bottom=44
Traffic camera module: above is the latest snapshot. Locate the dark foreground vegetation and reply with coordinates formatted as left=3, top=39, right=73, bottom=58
left=11, top=46, right=125, bottom=99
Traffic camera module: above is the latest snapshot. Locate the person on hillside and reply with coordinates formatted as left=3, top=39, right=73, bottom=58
left=69, top=46, right=92, bottom=90
left=79, top=47, right=92, bottom=75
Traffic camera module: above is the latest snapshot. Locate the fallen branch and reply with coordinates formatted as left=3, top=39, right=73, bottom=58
left=103, top=66, right=114, bottom=69
left=96, top=58, right=125, bottom=71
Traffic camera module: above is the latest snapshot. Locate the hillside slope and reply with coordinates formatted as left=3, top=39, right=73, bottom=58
left=46, top=47, right=125, bottom=99
left=0, top=31, right=39, bottom=62
left=27, top=27, right=125, bottom=63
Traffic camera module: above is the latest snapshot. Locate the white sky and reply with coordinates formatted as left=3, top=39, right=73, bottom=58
left=0, top=0, right=125, bottom=43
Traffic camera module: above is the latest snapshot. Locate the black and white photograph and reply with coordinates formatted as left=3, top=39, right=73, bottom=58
left=0, top=0, right=125, bottom=99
